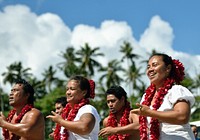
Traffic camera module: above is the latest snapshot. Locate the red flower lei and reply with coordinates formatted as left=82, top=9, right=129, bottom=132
left=3, top=104, right=34, bottom=140
left=139, top=58, right=185, bottom=140
left=53, top=98, right=89, bottom=140
left=140, top=79, right=174, bottom=140
left=107, top=101, right=131, bottom=140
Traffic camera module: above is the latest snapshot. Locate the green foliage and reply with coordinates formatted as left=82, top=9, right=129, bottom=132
left=0, top=91, right=10, bottom=115
left=181, top=73, right=196, bottom=91
left=34, top=86, right=66, bottom=140
left=1, top=42, right=200, bottom=138
left=35, top=87, right=66, bottom=116
left=2, top=61, right=32, bottom=86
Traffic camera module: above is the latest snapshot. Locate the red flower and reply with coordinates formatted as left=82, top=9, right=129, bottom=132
left=172, top=59, right=185, bottom=84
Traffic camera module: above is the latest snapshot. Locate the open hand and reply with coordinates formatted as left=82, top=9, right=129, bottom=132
left=131, top=103, right=150, bottom=116
left=46, top=111, right=63, bottom=124
left=99, top=126, right=116, bottom=138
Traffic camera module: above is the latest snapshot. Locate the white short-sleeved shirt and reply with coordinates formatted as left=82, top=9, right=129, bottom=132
left=0, top=128, right=3, bottom=139
left=141, top=85, right=195, bottom=140
left=61, top=104, right=101, bottom=140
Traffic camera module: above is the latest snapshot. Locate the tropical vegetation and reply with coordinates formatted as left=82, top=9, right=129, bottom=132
left=0, top=42, right=200, bottom=139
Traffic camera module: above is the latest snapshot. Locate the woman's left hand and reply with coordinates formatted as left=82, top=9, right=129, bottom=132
left=131, top=103, right=150, bottom=116
left=46, top=111, right=63, bottom=124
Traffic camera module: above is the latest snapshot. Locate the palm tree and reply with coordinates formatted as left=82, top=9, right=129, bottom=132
left=124, top=65, right=144, bottom=91
left=57, top=47, right=82, bottom=78
left=2, top=61, right=32, bottom=86
left=99, top=59, right=125, bottom=88
left=120, top=41, right=139, bottom=67
left=76, top=43, right=104, bottom=77
left=42, top=65, right=60, bottom=93
left=29, top=77, right=46, bottom=99
left=120, top=41, right=143, bottom=97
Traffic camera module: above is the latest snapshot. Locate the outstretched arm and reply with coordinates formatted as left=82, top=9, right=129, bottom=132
left=0, top=109, right=45, bottom=139
left=47, top=111, right=95, bottom=135
left=131, top=100, right=191, bottom=125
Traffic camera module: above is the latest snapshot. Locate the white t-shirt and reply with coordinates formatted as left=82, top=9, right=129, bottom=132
left=141, top=85, right=195, bottom=140
left=0, top=128, right=3, bottom=139
left=61, top=104, right=101, bottom=140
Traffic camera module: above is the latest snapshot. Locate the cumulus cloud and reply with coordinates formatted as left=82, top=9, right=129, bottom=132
left=0, top=4, right=199, bottom=93
left=72, top=20, right=133, bottom=48
left=71, top=20, right=136, bottom=64
left=137, top=15, right=200, bottom=78
left=139, top=15, right=174, bottom=53
left=0, top=5, right=71, bottom=77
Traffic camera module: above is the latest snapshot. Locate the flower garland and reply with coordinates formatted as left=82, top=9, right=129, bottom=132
left=107, top=101, right=131, bottom=140
left=88, top=80, right=95, bottom=99
left=53, top=98, right=89, bottom=140
left=139, top=58, right=185, bottom=140
left=3, top=104, right=34, bottom=140
left=139, top=78, right=174, bottom=140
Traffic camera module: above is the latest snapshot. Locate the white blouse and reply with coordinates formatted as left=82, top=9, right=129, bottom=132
left=141, top=85, right=195, bottom=140
left=60, top=104, right=101, bottom=140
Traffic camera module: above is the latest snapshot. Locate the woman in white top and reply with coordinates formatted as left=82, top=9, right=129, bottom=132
left=47, top=75, right=101, bottom=140
left=131, top=53, right=195, bottom=140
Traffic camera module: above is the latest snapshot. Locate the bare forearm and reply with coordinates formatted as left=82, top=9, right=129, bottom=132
left=131, top=102, right=191, bottom=125
left=59, top=119, right=93, bottom=135
left=1, top=121, right=31, bottom=137
left=114, top=123, right=139, bottom=134
left=146, top=109, right=189, bottom=124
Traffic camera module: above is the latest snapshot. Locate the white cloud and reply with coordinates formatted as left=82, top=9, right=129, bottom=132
left=0, top=5, right=71, bottom=91
left=139, top=15, right=174, bottom=53
left=71, top=20, right=135, bottom=65
left=0, top=5, right=71, bottom=76
left=137, top=15, right=200, bottom=79
left=0, top=5, right=200, bottom=93
left=71, top=20, right=133, bottom=48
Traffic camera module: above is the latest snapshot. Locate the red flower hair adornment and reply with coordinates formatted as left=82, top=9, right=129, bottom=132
left=172, top=59, right=185, bottom=84
left=88, top=79, right=95, bottom=99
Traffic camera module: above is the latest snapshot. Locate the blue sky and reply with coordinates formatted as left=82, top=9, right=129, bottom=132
left=0, top=1, right=200, bottom=137
left=1, top=0, right=199, bottom=54
left=0, top=0, right=200, bottom=92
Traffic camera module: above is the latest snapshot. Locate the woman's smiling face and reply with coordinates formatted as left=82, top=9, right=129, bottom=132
left=146, top=55, right=171, bottom=88
left=65, top=80, right=85, bottom=105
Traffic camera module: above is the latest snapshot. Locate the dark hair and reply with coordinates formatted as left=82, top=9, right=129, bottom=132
left=55, top=97, right=67, bottom=107
left=105, top=85, right=127, bottom=101
left=69, top=75, right=91, bottom=98
left=15, top=79, right=34, bottom=104
left=190, top=124, right=197, bottom=128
